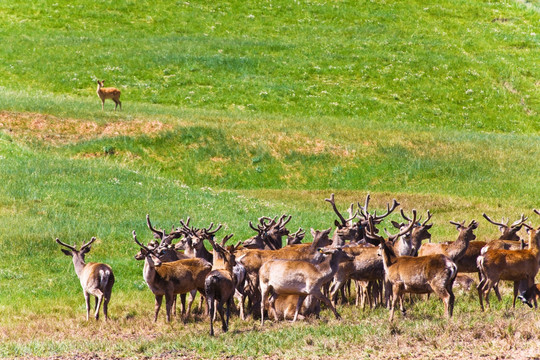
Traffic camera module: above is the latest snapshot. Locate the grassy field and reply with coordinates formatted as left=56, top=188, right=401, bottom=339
left=0, top=0, right=539, bottom=358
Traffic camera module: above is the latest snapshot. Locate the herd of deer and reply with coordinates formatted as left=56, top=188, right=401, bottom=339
left=56, top=194, right=540, bottom=335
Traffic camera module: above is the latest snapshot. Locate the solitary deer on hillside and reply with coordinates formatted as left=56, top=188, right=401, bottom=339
left=56, top=237, right=115, bottom=321
left=96, top=80, right=122, bottom=111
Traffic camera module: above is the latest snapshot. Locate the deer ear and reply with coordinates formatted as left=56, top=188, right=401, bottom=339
left=81, top=246, right=91, bottom=254
left=61, top=249, right=72, bottom=256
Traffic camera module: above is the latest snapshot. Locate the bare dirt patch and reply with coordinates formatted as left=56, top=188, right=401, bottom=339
left=0, top=111, right=172, bottom=145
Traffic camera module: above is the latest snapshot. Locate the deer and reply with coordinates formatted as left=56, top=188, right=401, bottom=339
left=355, top=194, right=400, bottom=245
left=259, top=245, right=354, bottom=326
left=243, top=215, right=292, bottom=250
left=96, top=80, right=121, bottom=111
left=56, top=237, right=115, bottom=321
left=476, top=210, right=540, bottom=311
left=237, top=228, right=332, bottom=317
left=391, top=210, right=433, bottom=256
left=271, top=294, right=321, bottom=320
left=367, top=211, right=458, bottom=321
left=204, top=234, right=241, bottom=336
left=286, top=228, right=306, bottom=246
left=325, top=193, right=360, bottom=247
left=480, top=213, right=527, bottom=253
left=417, top=219, right=478, bottom=263
left=133, top=231, right=211, bottom=322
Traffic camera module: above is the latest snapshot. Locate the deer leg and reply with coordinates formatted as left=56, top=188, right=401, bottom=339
left=154, top=295, right=163, bottom=322
left=103, top=293, right=111, bottom=321
left=94, top=290, right=104, bottom=320
left=178, top=294, right=185, bottom=316
left=101, top=99, right=105, bottom=111
left=292, top=294, right=307, bottom=322
left=165, top=294, right=174, bottom=322
left=225, top=297, right=232, bottom=332
left=186, top=290, right=197, bottom=319
left=217, top=301, right=227, bottom=332
left=84, top=291, right=91, bottom=321
left=260, top=283, right=268, bottom=326
left=314, top=290, right=341, bottom=320
left=207, top=295, right=215, bottom=336
left=390, top=285, right=401, bottom=321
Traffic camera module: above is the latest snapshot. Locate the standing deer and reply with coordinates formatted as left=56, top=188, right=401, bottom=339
left=96, top=80, right=122, bottom=111
left=205, top=234, right=241, bottom=336
left=133, top=231, right=211, bottom=322
left=259, top=245, right=354, bottom=325
left=368, top=211, right=458, bottom=321
left=476, top=210, right=540, bottom=311
left=56, top=237, right=115, bottom=321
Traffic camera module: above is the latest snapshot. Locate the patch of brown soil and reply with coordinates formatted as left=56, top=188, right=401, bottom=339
left=0, top=111, right=172, bottom=145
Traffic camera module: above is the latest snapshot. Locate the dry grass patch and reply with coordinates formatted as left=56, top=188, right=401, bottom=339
left=0, top=111, right=173, bottom=145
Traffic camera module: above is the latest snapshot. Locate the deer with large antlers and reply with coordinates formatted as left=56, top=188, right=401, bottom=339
left=133, top=231, right=211, bottom=322
left=325, top=193, right=359, bottom=247
left=259, top=245, right=354, bottom=325
left=392, top=210, right=433, bottom=256
left=205, top=234, right=241, bottom=336
left=355, top=194, right=400, bottom=245
left=368, top=211, right=458, bottom=321
left=476, top=210, right=540, bottom=311
left=56, top=237, right=115, bottom=321
left=243, top=215, right=291, bottom=250
left=480, top=213, right=527, bottom=252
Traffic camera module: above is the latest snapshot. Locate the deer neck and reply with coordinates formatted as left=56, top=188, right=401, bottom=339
left=142, top=258, right=158, bottom=284
left=529, top=231, right=540, bottom=257
left=315, top=253, right=340, bottom=283
left=447, top=232, right=470, bottom=261
left=380, top=244, right=397, bottom=273
left=71, top=256, right=87, bottom=278
left=331, top=231, right=346, bottom=247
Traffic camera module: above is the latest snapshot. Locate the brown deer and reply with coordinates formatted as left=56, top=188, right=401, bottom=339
left=392, top=210, right=433, bottom=256
left=286, top=228, right=306, bottom=246
left=417, top=219, right=478, bottom=263
left=96, top=80, right=121, bottom=111
left=480, top=213, right=527, bottom=252
left=133, top=231, right=211, bottom=322
left=205, top=234, right=241, bottom=336
left=476, top=212, right=540, bottom=311
left=368, top=211, right=458, bottom=321
left=271, top=294, right=320, bottom=320
left=259, top=246, right=354, bottom=325
left=56, top=237, right=115, bottom=321
left=236, top=228, right=332, bottom=317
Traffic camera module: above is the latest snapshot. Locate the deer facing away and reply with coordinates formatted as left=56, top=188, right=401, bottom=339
left=56, top=237, right=115, bottom=321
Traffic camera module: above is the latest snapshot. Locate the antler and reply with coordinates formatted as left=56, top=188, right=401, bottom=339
left=389, top=209, right=417, bottom=241
left=133, top=231, right=155, bottom=255
left=534, top=209, right=540, bottom=217
left=80, top=237, right=96, bottom=250
left=372, top=199, right=400, bottom=221
left=146, top=214, right=166, bottom=240
left=422, top=210, right=432, bottom=226
left=449, top=220, right=466, bottom=228
left=276, top=214, right=292, bottom=230
left=366, top=215, right=385, bottom=243
left=325, top=193, right=350, bottom=226
left=55, top=238, right=77, bottom=251
left=510, top=214, right=528, bottom=228
left=482, top=213, right=507, bottom=228
left=203, top=222, right=223, bottom=237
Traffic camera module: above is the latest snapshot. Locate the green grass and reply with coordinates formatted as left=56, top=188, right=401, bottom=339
left=0, top=0, right=540, bottom=358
